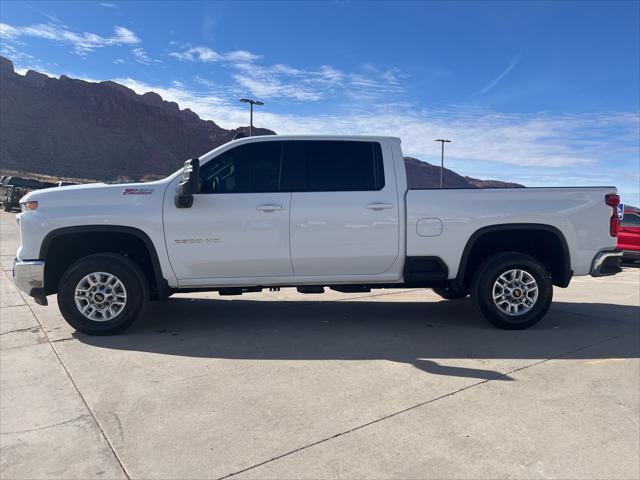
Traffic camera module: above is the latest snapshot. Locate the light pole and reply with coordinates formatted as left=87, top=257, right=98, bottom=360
left=434, top=139, right=451, bottom=188
left=239, top=98, right=264, bottom=136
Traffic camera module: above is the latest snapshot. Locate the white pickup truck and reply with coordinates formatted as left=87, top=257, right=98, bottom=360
left=13, top=135, right=623, bottom=335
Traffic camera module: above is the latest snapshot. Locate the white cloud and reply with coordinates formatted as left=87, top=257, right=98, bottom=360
left=168, top=45, right=261, bottom=63
left=169, top=46, right=216, bottom=62
left=345, top=72, right=403, bottom=100
left=230, top=64, right=325, bottom=101
left=0, top=43, right=35, bottom=64
left=381, top=67, right=401, bottom=85
left=106, top=76, right=637, bottom=174
left=194, top=76, right=217, bottom=88
left=223, top=50, right=261, bottom=62
left=100, top=2, right=117, bottom=7
left=319, top=65, right=343, bottom=82
left=0, top=22, right=140, bottom=54
left=167, top=46, right=378, bottom=102
left=474, top=53, right=522, bottom=96
left=166, top=41, right=406, bottom=103
left=131, top=47, right=159, bottom=65
left=24, top=4, right=64, bottom=23
left=220, top=60, right=403, bottom=103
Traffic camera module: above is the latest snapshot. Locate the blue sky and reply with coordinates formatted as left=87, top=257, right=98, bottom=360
left=1, top=1, right=639, bottom=203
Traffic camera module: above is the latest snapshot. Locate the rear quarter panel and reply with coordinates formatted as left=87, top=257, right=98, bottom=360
left=406, top=187, right=617, bottom=277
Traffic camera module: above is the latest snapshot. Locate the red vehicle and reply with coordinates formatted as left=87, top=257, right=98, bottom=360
left=618, top=206, right=640, bottom=264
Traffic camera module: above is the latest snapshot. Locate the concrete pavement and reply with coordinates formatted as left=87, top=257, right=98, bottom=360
left=0, top=210, right=638, bottom=479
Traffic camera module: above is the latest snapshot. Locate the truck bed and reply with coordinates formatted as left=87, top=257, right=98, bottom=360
left=406, top=187, right=617, bottom=278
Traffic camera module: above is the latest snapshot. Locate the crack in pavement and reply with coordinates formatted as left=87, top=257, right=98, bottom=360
left=50, top=337, right=77, bottom=344
left=0, top=303, right=28, bottom=309
left=0, top=326, right=41, bottom=336
left=216, top=329, right=636, bottom=480
left=0, top=414, right=91, bottom=435
left=14, top=289, right=132, bottom=480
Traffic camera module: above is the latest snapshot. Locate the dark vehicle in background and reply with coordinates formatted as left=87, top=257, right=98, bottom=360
left=618, top=206, right=640, bottom=264
left=0, top=176, right=56, bottom=212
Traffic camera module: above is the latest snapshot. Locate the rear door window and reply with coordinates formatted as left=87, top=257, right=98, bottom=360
left=282, top=140, right=384, bottom=192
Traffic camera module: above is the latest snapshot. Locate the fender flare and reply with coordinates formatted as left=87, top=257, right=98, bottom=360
left=40, top=225, right=169, bottom=298
left=454, top=223, right=573, bottom=288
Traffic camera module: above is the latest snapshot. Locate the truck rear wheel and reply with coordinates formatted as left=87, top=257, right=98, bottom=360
left=471, top=252, right=552, bottom=330
left=57, top=253, right=148, bottom=335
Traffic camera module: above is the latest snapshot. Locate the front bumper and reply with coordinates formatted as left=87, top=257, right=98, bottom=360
left=590, top=249, right=623, bottom=277
left=12, top=259, right=47, bottom=305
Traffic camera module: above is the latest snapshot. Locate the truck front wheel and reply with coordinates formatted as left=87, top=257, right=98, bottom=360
left=57, top=253, right=148, bottom=335
left=471, top=252, right=552, bottom=330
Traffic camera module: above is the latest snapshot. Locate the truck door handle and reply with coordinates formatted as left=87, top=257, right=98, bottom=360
left=365, top=203, right=394, bottom=211
left=256, top=204, right=285, bottom=212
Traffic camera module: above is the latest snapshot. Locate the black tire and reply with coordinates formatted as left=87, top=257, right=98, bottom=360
left=57, top=253, right=148, bottom=335
left=471, top=252, right=552, bottom=330
left=3, top=202, right=11, bottom=212
left=433, top=285, right=469, bottom=300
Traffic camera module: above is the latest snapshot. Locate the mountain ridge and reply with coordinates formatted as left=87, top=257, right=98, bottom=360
left=0, top=56, right=273, bottom=180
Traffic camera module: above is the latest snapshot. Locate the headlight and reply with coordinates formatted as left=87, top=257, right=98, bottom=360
left=20, top=201, right=38, bottom=212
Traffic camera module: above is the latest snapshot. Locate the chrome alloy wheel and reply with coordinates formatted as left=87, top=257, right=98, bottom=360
left=492, top=268, right=538, bottom=316
left=74, top=272, right=127, bottom=321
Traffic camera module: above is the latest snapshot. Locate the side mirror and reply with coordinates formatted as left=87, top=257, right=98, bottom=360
left=175, top=158, right=201, bottom=208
